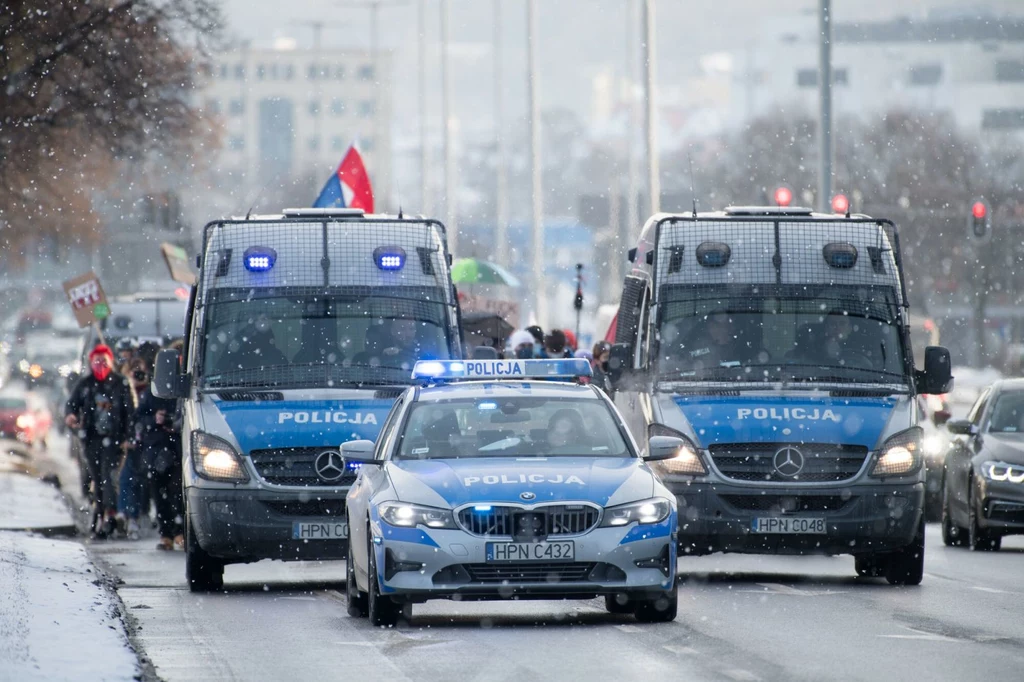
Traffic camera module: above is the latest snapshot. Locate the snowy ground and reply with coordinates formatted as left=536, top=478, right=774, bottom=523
left=0, top=472, right=76, bottom=534
left=0, top=532, right=138, bottom=682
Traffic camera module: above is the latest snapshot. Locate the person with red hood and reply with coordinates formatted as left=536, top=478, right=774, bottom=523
left=65, top=344, right=135, bottom=539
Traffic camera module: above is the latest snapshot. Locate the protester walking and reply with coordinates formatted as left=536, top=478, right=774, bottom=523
left=116, top=358, right=149, bottom=540
left=65, top=345, right=135, bottom=539
left=135, top=358, right=184, bottom=550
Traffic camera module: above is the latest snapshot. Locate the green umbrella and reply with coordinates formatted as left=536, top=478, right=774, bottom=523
left=450, top=258, right=521, bottom=287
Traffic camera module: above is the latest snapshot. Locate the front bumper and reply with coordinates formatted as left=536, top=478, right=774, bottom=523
left=977, top=478, right=1024, bottom=533
left=187, top=486, right=350, bottom=563
left=372, top=518, right=676, bottom=602
left=671, top=481, right=924, bottom=556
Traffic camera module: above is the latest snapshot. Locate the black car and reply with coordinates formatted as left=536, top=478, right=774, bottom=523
left=942, top=379, right=1024, bottom=551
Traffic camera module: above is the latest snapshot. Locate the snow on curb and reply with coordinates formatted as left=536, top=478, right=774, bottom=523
left=0, top=531, right=138, bottom=682
left=0, top=473, right=77, bottom=535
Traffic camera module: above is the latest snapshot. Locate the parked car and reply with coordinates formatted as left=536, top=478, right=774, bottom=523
left=0, top=394, right=53, bottom=448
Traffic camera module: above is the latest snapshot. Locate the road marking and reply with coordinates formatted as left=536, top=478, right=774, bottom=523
left=721, top=669, right=761, bottom=681
left=878, top=625, right=961, bottom=643
left=663, top=644, right=700, bottom=656
left=970, top=586, right=1009, bottom=594
left=749, top=583, right=847, bottom=597
left=617, top=624, right=644, bottom=633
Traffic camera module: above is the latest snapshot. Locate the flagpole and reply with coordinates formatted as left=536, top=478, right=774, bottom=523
left=419, top=0, right=431, bottom=215
left=527, top=0, right=545, bottom=328
left=493, top=0, right=509, bottom=269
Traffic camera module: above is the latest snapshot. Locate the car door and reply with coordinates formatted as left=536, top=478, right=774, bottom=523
left=949, top=388, right=990, bottom=522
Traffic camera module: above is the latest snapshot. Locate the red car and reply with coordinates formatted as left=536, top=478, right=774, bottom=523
left=0, top=395, right=52, bottom=448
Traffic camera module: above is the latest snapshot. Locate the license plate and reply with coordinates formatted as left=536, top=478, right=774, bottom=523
left=751, top=517, right=826, bottom=534
left=486, top=541, right=575, bottom=562
left=292, top=521, right=349, bottom=540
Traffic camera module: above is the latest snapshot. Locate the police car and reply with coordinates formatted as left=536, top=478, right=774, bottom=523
left=342, top=359, right=680, bottom=625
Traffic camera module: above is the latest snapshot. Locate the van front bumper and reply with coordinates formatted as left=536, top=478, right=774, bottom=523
left=187, top=487, right=350, bottom=563
left=670, top=481, right=924, bottom=556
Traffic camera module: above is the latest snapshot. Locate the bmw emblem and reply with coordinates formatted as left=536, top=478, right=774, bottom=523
left=520, top=491, right=536, bottom=501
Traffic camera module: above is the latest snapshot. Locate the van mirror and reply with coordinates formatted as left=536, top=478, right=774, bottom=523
left=946, top=419, right=974, bottom=436
left=152, top=349, right=188, bottom=399
left=644, top=436, right=684, bottom=462
left=915, top=346, right=953, bottom=396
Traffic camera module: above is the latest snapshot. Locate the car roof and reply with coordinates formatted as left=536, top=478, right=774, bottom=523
left=413, top=380, right=599, bottom=402
left=991, top=378, right=1024, bottom=393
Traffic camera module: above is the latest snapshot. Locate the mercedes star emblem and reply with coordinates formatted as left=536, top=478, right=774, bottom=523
left=314, top=450, right=346, bottom=482
left=773, top=446, right=805, bottom=477
left=520, top=491, right=537, bottom=501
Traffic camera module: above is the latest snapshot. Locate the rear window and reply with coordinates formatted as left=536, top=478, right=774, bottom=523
left=0, top=398, right=28, bottom=410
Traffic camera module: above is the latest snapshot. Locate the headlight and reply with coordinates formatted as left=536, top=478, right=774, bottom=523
left=922, top=434, right=946, bottom=459
left=378, top=501, right=457, bottom=529
left=981, top=461, right=1024, bottom=483
left=870, top=427, right=922, bottom=477
left=649, top=423, right=707, bottom=476
left=600, top=497, right=672, bottom=527
left=191, top=431, right=249, bottom=483
left=15, top=414, right=35, bottom=429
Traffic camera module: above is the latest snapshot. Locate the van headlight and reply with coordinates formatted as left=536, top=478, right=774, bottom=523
left=649, top=423, right=707, bottom=476
left=870, top=427, right=922, bottom=477
left=191, top=431, right=249, bottom=483
left=600, top=498, right=672, bottom=527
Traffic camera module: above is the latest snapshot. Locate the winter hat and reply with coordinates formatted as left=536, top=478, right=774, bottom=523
left=508, top=329, right=535, bottom=350
left=89, top=344, right=115, bottom=362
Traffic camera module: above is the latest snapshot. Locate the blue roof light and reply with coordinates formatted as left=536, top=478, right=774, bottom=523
left=411, top=359, right=593, bottom=382
left=243, top=246, right=277, bottom=272
left=373, top=245, right=407, bottom=271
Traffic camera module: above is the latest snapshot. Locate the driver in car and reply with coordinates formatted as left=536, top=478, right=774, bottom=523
left=663, top=309, right=750, bottom=374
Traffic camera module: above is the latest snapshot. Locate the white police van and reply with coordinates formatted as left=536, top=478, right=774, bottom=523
left=153, top=208, right=462, bottom=591
left=609, top=206, right=953, bottom=585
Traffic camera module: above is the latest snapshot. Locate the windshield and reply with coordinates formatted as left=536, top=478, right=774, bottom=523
left=987, top=392, right=1024, bottom=433
left=657, top=284, right=907, bottom=383
left=200, top=287, right=452, bottom=389
left=394, top=397, right=631, bottom=460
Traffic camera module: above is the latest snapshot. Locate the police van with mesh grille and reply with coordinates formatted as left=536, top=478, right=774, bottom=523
left=153, top=208, right=462, bottom=591
left=608, top=206, right=953, bottom=585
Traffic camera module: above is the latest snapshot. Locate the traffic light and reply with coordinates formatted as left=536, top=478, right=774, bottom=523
left=774, top=186, right=793, bottom=207
left=831, top=193, right=850, bottom=214
left=970, top=200, right=990, bottom=240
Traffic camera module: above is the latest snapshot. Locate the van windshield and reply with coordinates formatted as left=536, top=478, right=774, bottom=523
left=657, top=284, right=907, bottom=384
left=200, top=287, right=452, bottom=389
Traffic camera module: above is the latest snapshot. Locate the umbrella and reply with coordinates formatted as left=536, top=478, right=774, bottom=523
left=450, top=258, right=521, bottom=287
left=460, top=312, right=514, bottom=344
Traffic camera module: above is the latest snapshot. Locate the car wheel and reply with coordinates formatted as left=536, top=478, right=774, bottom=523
left=366, top=535, right=406, bottom=627
left=346, top=523, right=368, bottom=618
left=633, top=579, right=678, bottom=623
left=968, top=482, right=1000, bottom=551
left=885, top=518, right=925, bottom=586
left=854, top=555, right=885, bottom=578
left=941, top=481, right=966, bottom=547
left=185, top=514, right=224, bottom=592
left=604, top=593, right=635, bottom=615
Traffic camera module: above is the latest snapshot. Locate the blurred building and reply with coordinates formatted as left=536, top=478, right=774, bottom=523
left=198, top=45, right=393, bottom=214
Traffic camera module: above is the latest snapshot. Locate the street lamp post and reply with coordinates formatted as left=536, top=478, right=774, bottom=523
left=641, top=0, right=660, bottom=215
left=494, top=0, right=509, bottom=269
left=818, top=0, right=833, bottom=213
left=527, top=0, right=545, bottom=327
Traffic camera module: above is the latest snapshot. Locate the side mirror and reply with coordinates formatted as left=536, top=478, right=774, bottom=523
left=606, top=342, right=634, bottom=387
left=152, top=349, right=188, bottom=399
left=932, top=409, right=952, bottom=427
left=916, top=346, right=954, bottom=396
left=644, top=436, right=684, bottom=462
left=946, top=419, right=975, bottom=436
left=340, top=439, right=381, bottom=466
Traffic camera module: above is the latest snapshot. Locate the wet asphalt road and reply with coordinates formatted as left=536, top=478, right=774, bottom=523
left=87, top=526, right=1024, bottom=682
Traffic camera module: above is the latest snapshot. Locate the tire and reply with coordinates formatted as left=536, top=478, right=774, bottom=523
left=185, top=514, right=224, bottom=592
left=885, top=518, right=925, bottom=586
left=346, top=527, right=368, bottom=618
left=968, top=483, right=1001, bottom=551
left=633, top=580, right=678, bottom=623
left=604, top=593, right=635, bottom=615
left=941, top=481, right=966, bottom=547
left=366, top=537, right=406, bottom=627
left=854, top=555, right=885, bottom=578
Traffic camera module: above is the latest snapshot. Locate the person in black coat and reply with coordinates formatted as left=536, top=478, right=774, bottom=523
left=65, top=344, right=134, bottom=538
left=135, top=376, right=184, bottom=550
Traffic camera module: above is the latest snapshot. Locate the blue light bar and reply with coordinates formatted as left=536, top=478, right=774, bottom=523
left=373, top=245, right=407, bottom=271
left=243, top=246, right=277, bottom=272
left=411, top=359, right=593, bottom=382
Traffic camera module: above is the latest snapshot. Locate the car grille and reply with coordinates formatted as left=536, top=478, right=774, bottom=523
left=250, top=448, right=357, bottom=487
left=463, top=562, right=597, bottom=584
left=720, top=494, right=853, bottom=513
left=708, top=443, right=869, bottom=483
left=456, top=505, right=600, bottom=537
left=263, top=499, right=347, bottom=517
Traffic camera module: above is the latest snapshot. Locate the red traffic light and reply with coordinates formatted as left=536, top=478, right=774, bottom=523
left=972, top=201, right=987, bottom=219
left=774, top=186, right=793, bottom=207
left=831, top=193, right=850, bottom=214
